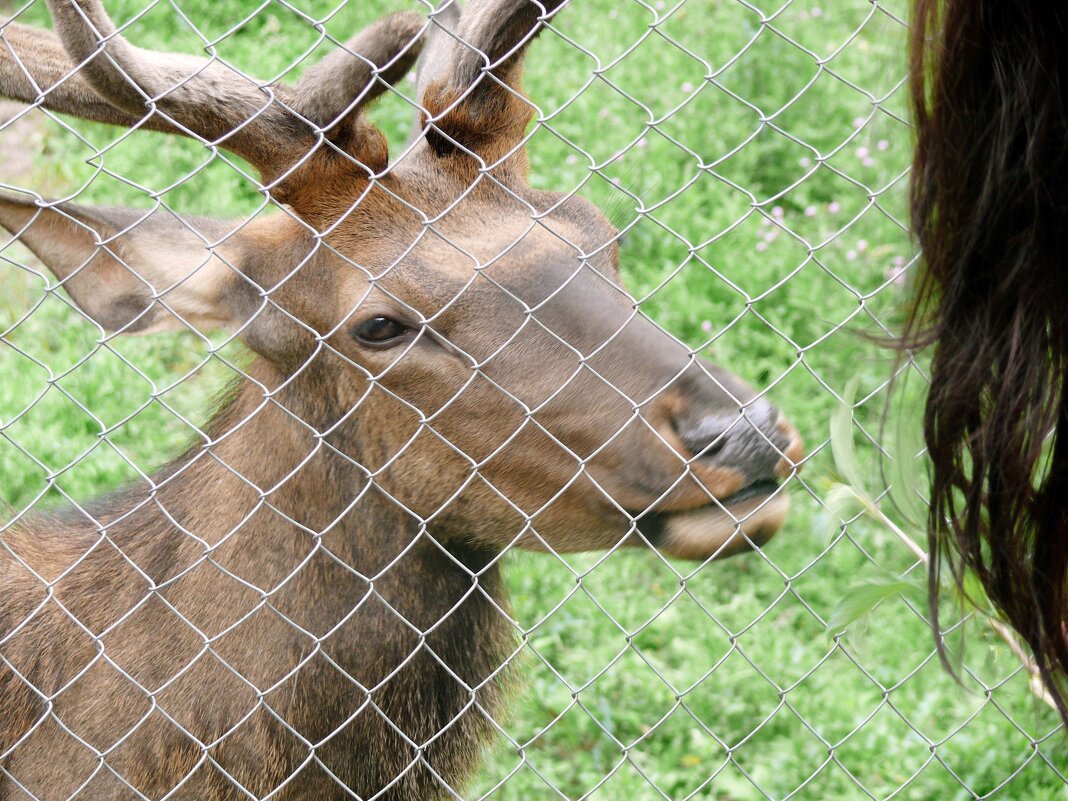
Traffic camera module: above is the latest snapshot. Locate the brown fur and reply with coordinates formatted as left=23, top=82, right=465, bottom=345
left=0, top=2, right=804, bottom=798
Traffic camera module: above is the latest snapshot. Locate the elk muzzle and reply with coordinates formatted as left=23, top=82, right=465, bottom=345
left=637, top=371, right=805, bottom=561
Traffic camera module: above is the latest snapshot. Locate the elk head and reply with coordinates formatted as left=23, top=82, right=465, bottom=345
left=0, top=0, right=804, bottom=561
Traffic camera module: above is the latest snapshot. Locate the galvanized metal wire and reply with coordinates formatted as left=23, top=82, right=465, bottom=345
left=0, top=1, right=1064, bottom=799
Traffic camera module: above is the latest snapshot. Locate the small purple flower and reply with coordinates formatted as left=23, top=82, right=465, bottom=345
left=799, top=156, right=812, bottom=168
left=846, top=249, right=857, bottom=261
left=637, top=137, right=648, bottom=149
left=828, top=201, right=841, bottom=214
left=566, top=154, right=578, bottom=166
left=756, top=241, right=768, bottom=252
left=804, top=206, right=817, bottom=217
left=855, top=146, right=869, bottom=159
left=811, top=7, right=823, bottom=17
left=681, top=81, right=694, bottom=93
left=857, top=239, right=869, bottom=251
left=863, top=157, right=876, bottom=168
left=877, top=139, right=889, bottom=151
left=701, top=320, right=713, bottom=333
left=772, top=205, right=784, bottom=218
left=853, top=116, right=865, bottom=129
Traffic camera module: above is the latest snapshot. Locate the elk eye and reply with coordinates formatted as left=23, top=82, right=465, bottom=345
left=352, top=316, right=411, bottom=346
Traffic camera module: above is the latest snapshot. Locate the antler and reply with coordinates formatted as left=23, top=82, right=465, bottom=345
left=0, top=2, right=423, bottom=191
left=292, top=12, right=425, bottom=135
left=0, top=21, right=149, bottom=131
left=446, top=0, right=565, bottom=96
left=418, top=0, right=566, bottom=169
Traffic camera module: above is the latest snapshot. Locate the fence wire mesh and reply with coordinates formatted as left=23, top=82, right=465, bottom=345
left=0, top=0, right=1065, bottom=799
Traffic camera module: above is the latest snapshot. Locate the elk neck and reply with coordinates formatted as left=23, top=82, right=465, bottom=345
left=2, top=352, right=516, bottom=798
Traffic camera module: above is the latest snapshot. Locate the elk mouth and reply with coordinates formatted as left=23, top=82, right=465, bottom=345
left=635, top=480, right=789, bottom=561
left=718, top=478, right=781, bottom=507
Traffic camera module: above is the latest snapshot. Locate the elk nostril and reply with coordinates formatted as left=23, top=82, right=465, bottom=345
left=676, top=414, right=734, bottom=461
left=676, top=403, right=793, bottom=482
left=699, top=438, right=726, bottom=459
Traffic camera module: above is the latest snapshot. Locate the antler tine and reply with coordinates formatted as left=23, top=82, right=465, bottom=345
left=418, top=0, right=567, bottom=168
left=45, top=0, right=312, bottom=176
left=42, top=1, right=423, bottom=182
left=292, top=12, right=424, bottom=138
left=444, top=0, right=566, bottom=97
left=0, top=21, right=163, bottom=132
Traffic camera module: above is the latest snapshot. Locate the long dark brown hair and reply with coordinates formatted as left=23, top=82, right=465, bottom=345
left=906, top=0, right=1068, bottom=720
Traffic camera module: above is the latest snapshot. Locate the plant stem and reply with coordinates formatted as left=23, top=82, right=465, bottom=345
left=861, top=489, right=1058, bottom=711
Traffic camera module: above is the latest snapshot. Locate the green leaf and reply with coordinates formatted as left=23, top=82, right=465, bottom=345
left=957, top=567, right=994, bottom=613
left=827, top=573, right=925, bottom=631
left=823, top=483, right=867, bottom=544
left=830, top=377, right=868, bottom=497
left=886, top=375, right=929, bottom=528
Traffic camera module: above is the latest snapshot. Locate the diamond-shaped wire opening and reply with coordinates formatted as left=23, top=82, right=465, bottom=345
left=0, top=2, right=1065, bottom=800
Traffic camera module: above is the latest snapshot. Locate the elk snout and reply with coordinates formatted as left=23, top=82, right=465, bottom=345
left=674, top=397, right=804, bottom=489
left=636, top=377, right=805, bottom=562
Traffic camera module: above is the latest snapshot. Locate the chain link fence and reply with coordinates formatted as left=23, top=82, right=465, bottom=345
left=0, top=1, right=1065, bottom=799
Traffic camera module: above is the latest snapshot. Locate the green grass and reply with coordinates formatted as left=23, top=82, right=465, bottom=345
left=1, top=0, right=1066, bottom=799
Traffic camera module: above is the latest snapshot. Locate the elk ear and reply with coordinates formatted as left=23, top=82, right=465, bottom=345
left=419, top=0, right=565, bottom=168
left=0, top=193, right=252, bottom=335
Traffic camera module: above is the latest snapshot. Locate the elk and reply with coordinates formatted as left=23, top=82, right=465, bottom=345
left=0, top=1, right=804, bottom=798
